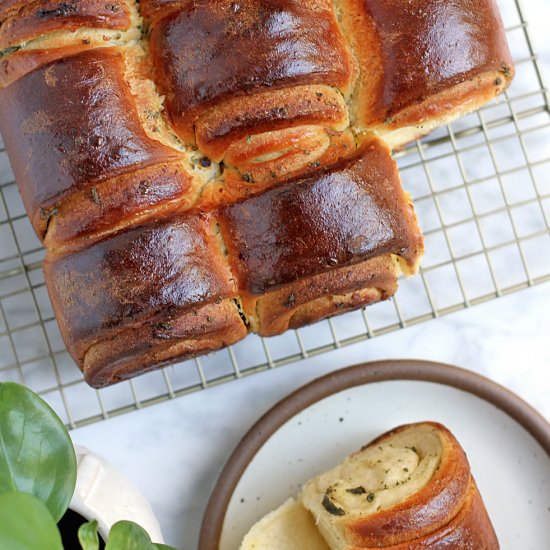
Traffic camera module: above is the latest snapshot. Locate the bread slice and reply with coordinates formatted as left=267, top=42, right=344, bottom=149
left=301, top=422, right=471, bottom=548
left=241, top=423, right=498, bottom=549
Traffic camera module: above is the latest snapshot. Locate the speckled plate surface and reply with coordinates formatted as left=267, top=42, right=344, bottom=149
left=199, top=360, right=550, bottom=550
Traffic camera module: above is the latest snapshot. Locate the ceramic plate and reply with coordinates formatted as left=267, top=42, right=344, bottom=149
left=199, top=360, right=550, bottom=550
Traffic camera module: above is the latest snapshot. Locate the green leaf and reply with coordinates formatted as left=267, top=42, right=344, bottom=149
left=105, top=521, right=157, bottom=550
left=105, top=521, right=179, bottom=550
left=78, top=520, right=100, bottom=550
left=0, top=382, right=77, bottom=522
left=0, top=492, right=63, bottom=550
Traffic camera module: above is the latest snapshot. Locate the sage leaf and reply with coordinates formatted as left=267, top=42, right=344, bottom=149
left=0, top=382, right=77, bottom=522
left=78, top=520, right=100, bottom=550
left=0, top=492, right=63, bottom=550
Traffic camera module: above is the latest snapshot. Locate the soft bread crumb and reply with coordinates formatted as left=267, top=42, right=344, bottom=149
left=240, top=498, right=330, bottom=550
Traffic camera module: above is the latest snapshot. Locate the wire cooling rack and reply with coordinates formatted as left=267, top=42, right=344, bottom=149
left=0, top=0, right=549, bottom=429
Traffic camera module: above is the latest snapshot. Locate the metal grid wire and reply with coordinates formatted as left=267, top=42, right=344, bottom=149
left=0, top=0, right=549, bottom=429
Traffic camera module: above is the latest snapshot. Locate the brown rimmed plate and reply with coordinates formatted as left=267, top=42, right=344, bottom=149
left=199, top=360, right=550, bottom=549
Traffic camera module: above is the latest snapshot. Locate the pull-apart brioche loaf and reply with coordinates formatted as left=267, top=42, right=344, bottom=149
left=0, top=0, right=513, bottom=386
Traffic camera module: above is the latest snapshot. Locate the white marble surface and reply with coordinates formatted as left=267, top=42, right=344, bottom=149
left=0, top=0, right=549, bottom=548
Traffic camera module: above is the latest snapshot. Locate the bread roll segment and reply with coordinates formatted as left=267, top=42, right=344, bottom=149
left=0, top=48, right=182, bottom=237
left=336, top=0, right=514, bottom=147
left=45, top=214, right=247, bottom=387
left=241, top=423, right=499, bottom=549
left=219, top=137, right=423, bottom=297
left=0, top=0, right=142, bottom=87
left=0, top=0, right=133, bottom=51
left=301, top=423, right=473, bottom=547
left=146, top=0, right=356, bottom=179
left=218, top=136, right=423, bottom=336
left=146, top=0, right=354, bottom=142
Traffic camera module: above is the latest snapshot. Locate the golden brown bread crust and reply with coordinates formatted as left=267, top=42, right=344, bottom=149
left=195, top=85, right=350, bottom=164
left=0, top=0, right=41, bottom=20
left=344, top=423, right=472, bottom=547
left=0, top=0, right=132, bottom=50
left=82, top=299, right=247, bottom=388
left=0, top=48, right=181, bottom=237
left=0, top=1, right=140, bottom=87
left=337, top=0, right=514, bottom=134
left=206, top=129, right=356, bottom=203
left=219, top=138, right=423, bottom=296
left=0, top=44, right=100, bottom=88
left=248, top=256, right=398, bottom=336
left=44, top=162, right=199, bottom=249
left=359, top=480, right=498, bottom=549
left=137, top=0, right=186, bottom=19
left=44, top=214, right=241, bottom=365
left=147, top=0, right=354, bottom=143
left=0, top=0, right=513, bottom=385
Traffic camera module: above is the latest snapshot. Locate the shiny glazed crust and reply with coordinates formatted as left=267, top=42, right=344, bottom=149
left=0, top=1, right=132, bottom=50
left=219, top=138, right=422, bottom=296
left=336, top=0, right=514, bottom=145
left=147, top=0, right=354, bottom=142
left=0, top=0, right=513, bottom=386
left=358, top=480, right=499, bottom=549
left=0, top=48, right=180, bottom=237
left=249, top=256, right=398, bottom=336
left=44, top=214, right=248, bottom=387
